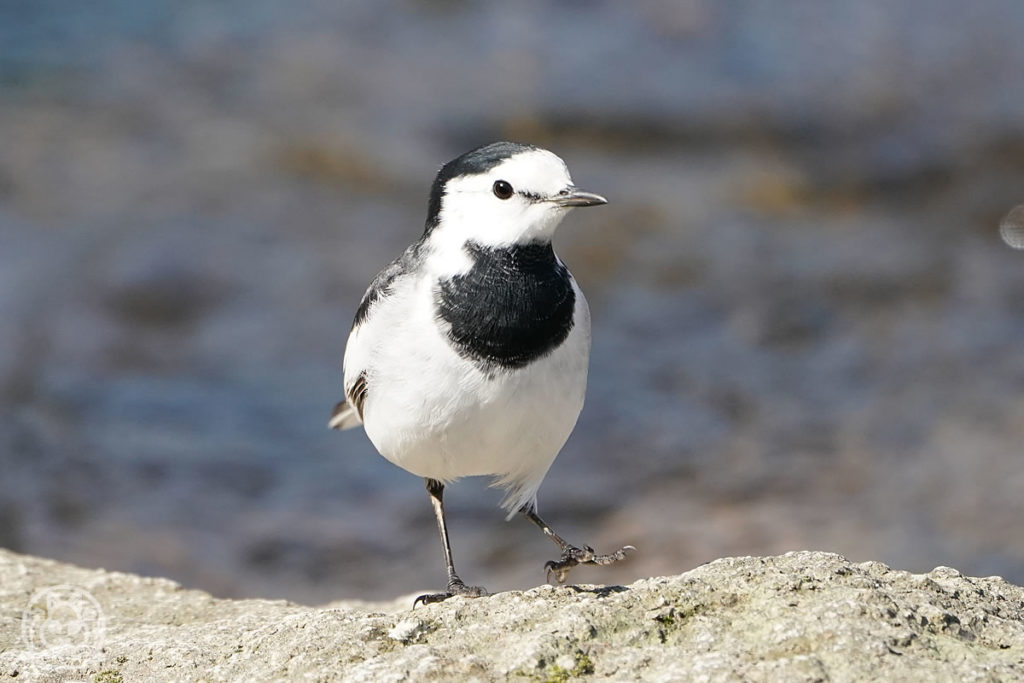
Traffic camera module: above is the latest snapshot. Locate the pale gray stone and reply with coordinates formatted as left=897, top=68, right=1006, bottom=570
left=2, top=549, right=1023, bottom=681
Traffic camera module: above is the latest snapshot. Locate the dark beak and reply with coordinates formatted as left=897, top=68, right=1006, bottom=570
left=551, top=187, right=608, bottom=208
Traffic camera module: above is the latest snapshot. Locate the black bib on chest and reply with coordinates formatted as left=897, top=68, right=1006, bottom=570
left=436, top=241, right=575, bottom=370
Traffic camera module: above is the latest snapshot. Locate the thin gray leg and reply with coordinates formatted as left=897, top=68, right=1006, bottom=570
left=413, top=479, right=488, bottom=606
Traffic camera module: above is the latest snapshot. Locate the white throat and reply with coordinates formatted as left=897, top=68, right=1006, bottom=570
left=423, top=148, right=578, bottom=275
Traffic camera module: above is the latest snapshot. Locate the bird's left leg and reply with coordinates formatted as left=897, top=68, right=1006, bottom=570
left=520, top=504, right=635, bottom=584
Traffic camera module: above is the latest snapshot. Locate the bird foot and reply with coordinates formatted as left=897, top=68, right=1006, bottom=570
left=413, top=578, right=489, bottom=607
left=545, top=544, right=636, bottom=584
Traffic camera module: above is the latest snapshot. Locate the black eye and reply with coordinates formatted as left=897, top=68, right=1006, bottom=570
left=492, top=180, right=514, bottom=200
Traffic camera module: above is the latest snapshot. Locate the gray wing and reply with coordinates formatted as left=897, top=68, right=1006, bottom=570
left=329, top=241, right=423, bottom=430
left=350, top=260, right=402, bottom=330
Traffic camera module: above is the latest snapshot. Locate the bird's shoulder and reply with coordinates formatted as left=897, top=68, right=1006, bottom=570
left=337, top=241, right=425, bottom=430
left=351, top=240, right=425, bottom=330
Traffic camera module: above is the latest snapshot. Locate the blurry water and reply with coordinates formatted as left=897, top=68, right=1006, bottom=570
left=2, top=1, right=1024, bottom=602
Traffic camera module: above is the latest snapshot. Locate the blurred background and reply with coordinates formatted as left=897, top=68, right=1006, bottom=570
left=2, top=1, right=1023, bottom=604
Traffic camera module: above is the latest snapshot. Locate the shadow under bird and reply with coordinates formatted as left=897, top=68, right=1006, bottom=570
left=330, top=141, right=634, bottom=604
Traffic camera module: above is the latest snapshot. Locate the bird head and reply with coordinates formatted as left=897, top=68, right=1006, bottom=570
left=423, top=142, right=606, bottom=252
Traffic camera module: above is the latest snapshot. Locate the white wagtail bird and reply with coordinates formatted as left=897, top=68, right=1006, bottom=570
left=330, top=141, right=634, bottom=604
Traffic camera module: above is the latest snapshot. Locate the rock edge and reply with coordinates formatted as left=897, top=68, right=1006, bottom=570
left=2, top=549, right=1023, bottom=681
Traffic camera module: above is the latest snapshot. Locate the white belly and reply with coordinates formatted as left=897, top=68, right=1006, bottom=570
left=358, top=276, right=591, bottom=513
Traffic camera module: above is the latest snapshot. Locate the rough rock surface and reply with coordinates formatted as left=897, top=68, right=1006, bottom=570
left=1, top=549, right=1023, bottom=682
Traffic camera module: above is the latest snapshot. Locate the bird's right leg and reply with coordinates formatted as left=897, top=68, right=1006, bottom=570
left=413, top=478, right=489, bottom=606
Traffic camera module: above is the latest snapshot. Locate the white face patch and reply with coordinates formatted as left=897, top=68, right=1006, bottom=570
left=426, top=149, right=579, bottom=262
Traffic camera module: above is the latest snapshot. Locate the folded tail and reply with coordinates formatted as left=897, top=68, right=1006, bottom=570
left=328, top=399, right=362, bottom=430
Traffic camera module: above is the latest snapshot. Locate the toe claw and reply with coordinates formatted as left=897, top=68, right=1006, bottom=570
left=589, top=544, right=637, bottom=566
left=545, top=560, right=573, bottom=585
left=413, top=592, right=450, bottom=607
left=413, top=580, right=489, bottom=607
